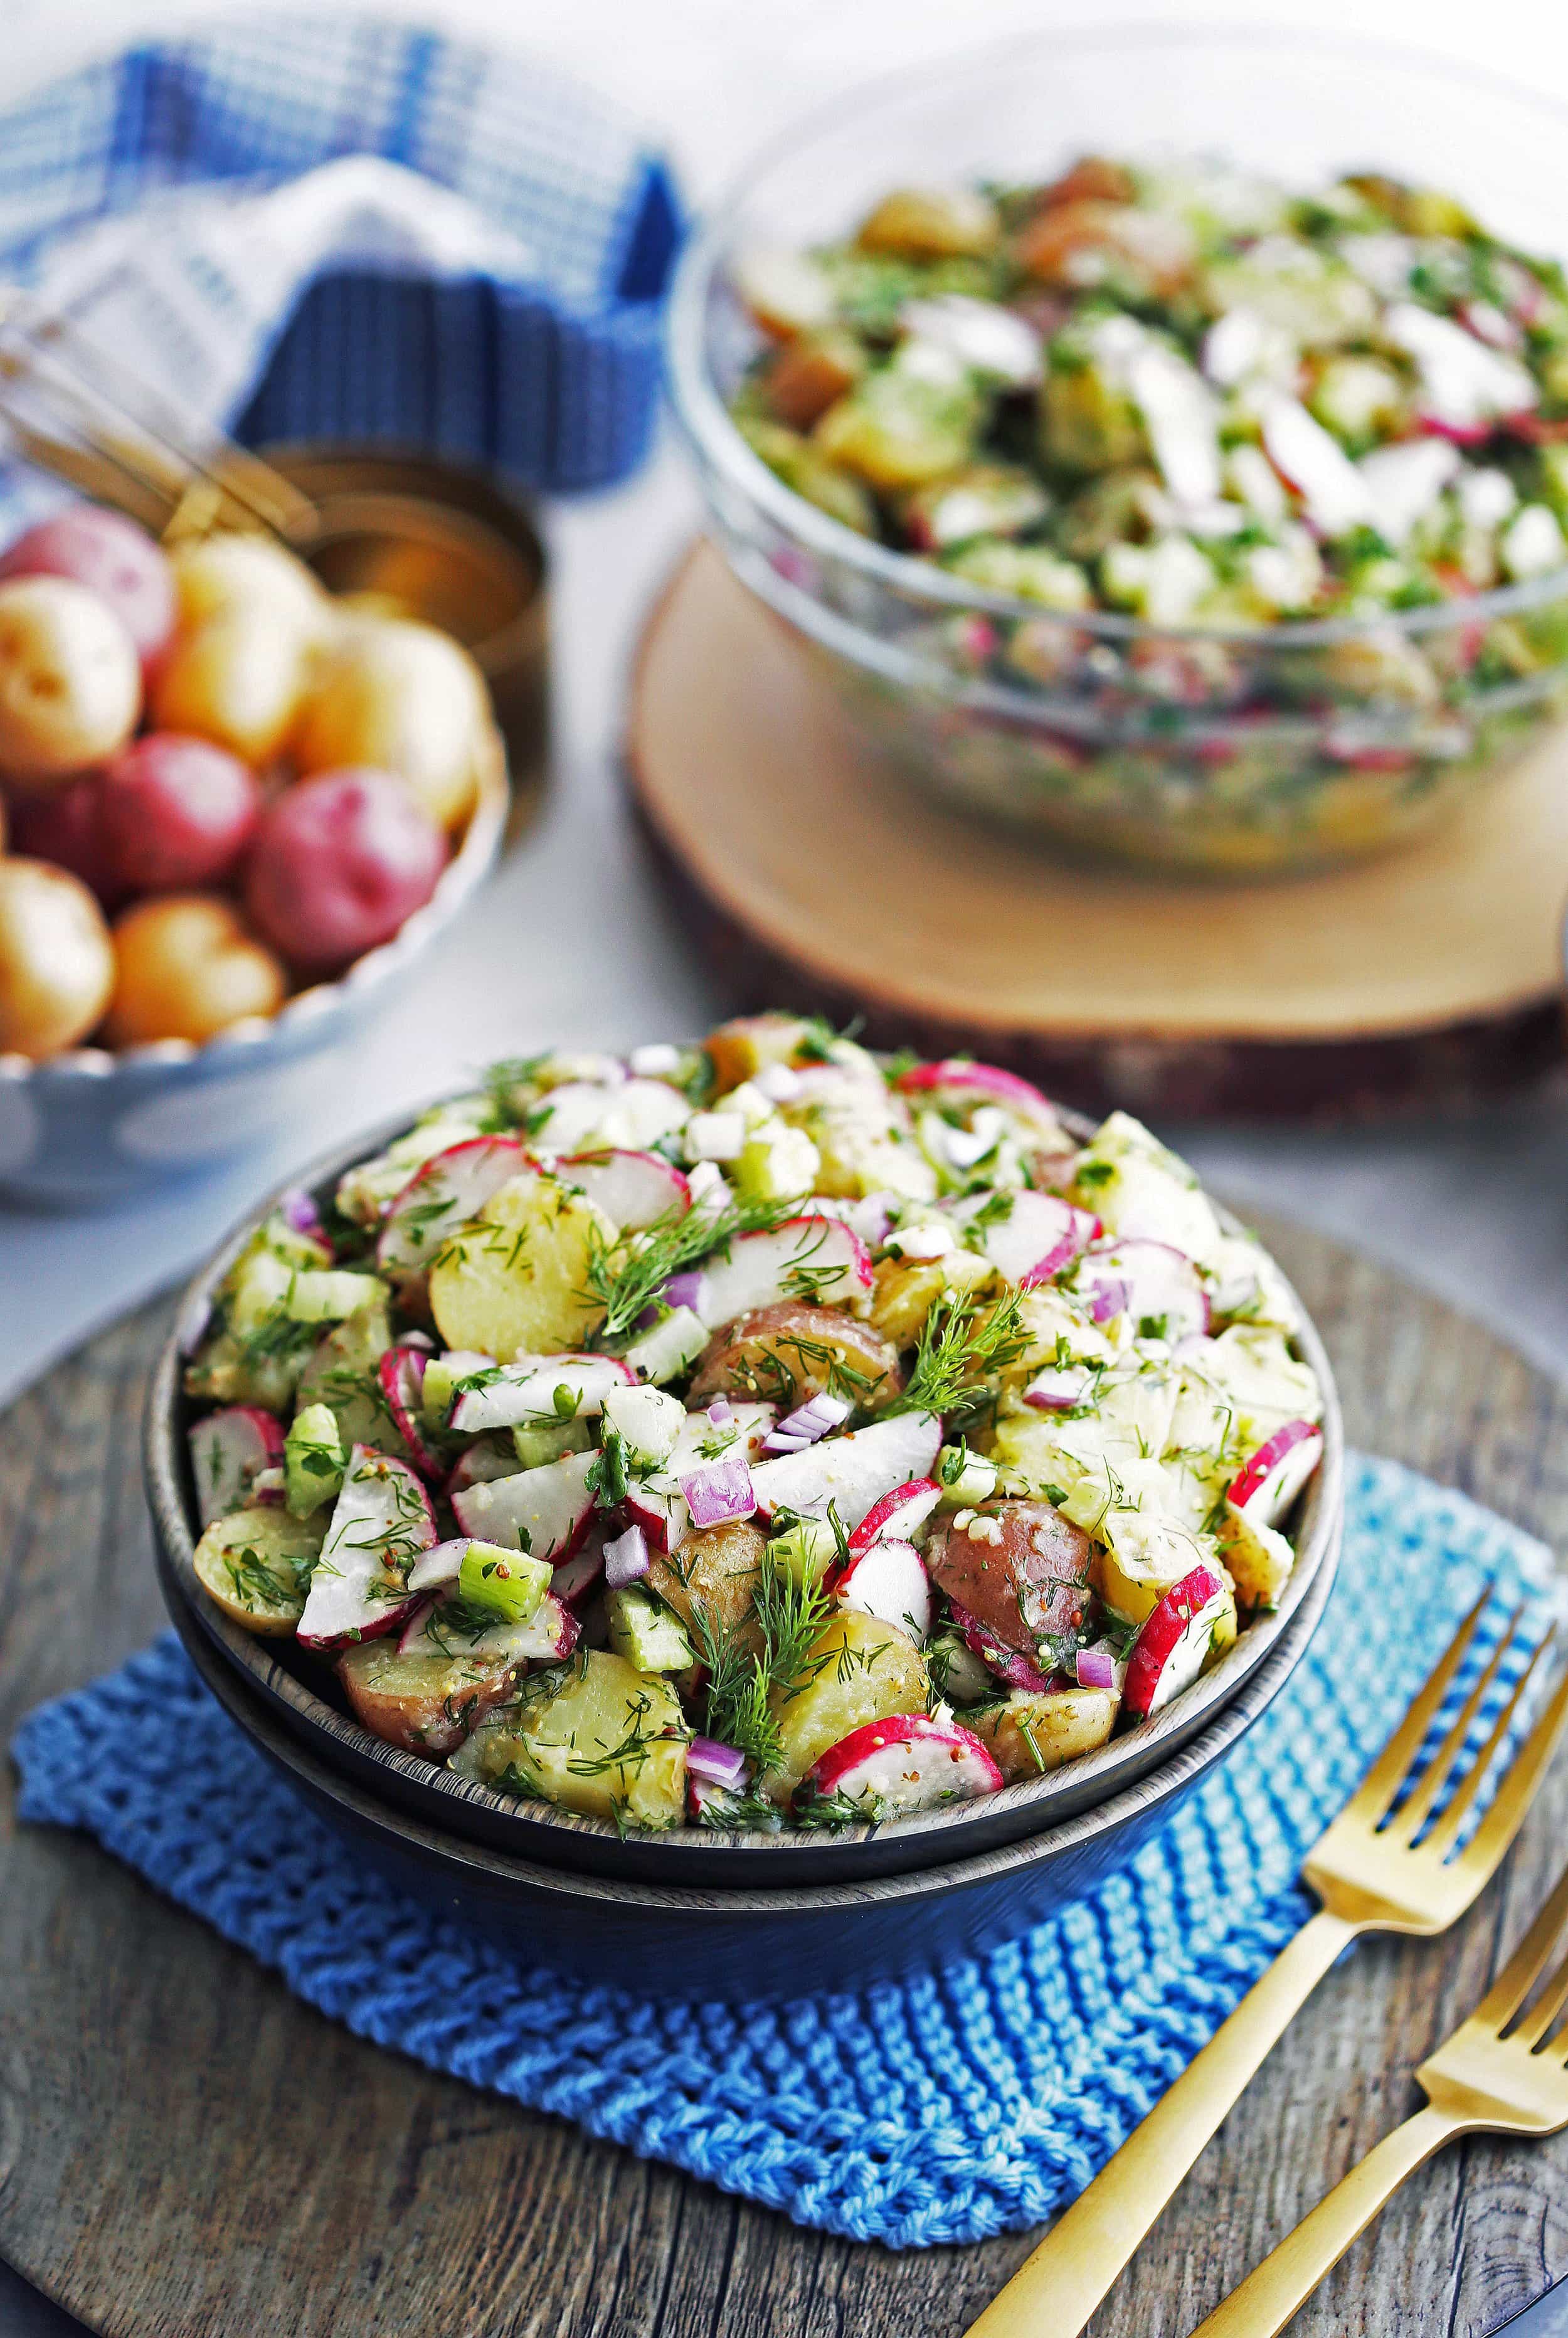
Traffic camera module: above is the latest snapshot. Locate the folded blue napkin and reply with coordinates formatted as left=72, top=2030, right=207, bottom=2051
left=0, top=13, right=681, bottom=494
left=12, top=1455, right=1558, bottom=2249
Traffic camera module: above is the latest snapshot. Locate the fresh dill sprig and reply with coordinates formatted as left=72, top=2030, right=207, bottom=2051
left=580, top=1192, right=802, bottom=1342
left=792, top=1780, right=882, bottom=1830
left=887, top=1286, right=1029, bottom=1428
left=691, top=1546, right=834, bottom=1778
left=476, top=1053, right=551, bottom=1131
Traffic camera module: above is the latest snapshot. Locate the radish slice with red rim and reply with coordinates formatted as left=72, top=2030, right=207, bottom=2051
left=376, top=1136, right=529, bottom=1281
left=1229, top=1419, right=1324, bottom=1526
left=832, top=1535, right=933, bottom=1642
left=803, top=1713, right=1002, bottom=1819
left=378, top=1347, right=446, bottom=1479
left=187, top=1405, right=285, bottom=1528
left=297, top=1446, right=436, bottom=1649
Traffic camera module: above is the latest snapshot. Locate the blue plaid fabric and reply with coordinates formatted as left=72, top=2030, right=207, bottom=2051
left=12, top=1456, right=1563, bottom=2246
left=0, top=14, right=682, bottom=492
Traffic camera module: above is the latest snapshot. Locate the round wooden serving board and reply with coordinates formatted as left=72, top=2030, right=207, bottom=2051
left=3, top=1222, right=1567, bottom=2338
left=627, top=544, right=1568, bottom=1121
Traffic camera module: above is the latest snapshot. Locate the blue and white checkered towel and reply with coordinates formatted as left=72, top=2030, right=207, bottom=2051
left=13, top=1456, right=1564, bottom=2248
left=0, top=13, right=682, bottom=499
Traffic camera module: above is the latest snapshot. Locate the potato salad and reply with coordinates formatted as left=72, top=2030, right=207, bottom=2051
left=183, top=1017, right=1324, bottom=1834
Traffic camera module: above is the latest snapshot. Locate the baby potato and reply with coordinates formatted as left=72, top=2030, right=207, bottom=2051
left=688, top=1299, right=903, bottom=1409
left=169, top=532, right=332, bottom=643
left=767, top=1609, right=928, bottom=1801
left=971, top=1686, right=1120, bottom=1782
left=107, top=894, right=287, bottom=1047
left=459, top=1649, right=687, bottom=1827
left=151, top=605, right=312, bottom=763
left=648, top=1520, right=767, bottom=1659
left=428, top=1169, right=613, bottom=1359
left=0, top=576, right=140, bottom=785
left=292, top=617, right=487, bottom=830
left=242, top=767, right=447, bottom=975
left=193, top=1504, right=324, bottom=1635
left=0, top=857, right=115, bottom=1057
left=338, top=1636, right=521, bottom=1754
left=0, top=506, right=175, bottom=681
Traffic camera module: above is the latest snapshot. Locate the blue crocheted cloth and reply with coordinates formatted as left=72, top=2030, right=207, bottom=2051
left=0, top=14, right=681, bottom=492
left=11, top=1455, right=1559, bottom=2249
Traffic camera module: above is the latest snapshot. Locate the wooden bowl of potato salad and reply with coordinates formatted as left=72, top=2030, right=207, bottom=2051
left=147, top=1013, right=1342, bottom=1889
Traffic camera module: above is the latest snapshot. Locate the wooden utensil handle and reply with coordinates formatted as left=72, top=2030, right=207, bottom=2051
left=962, top=1908, right=1357, bottom=2338
left=1184, top=2103, right=1459, bottom=2337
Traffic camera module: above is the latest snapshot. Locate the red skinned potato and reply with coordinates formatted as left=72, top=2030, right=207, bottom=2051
left=6, top=773, right=126, bottom=909
left=926, top=1498, right=1093, bottom=1668
left=96, top=733, right=260, bottom=894
left=0, top=576, right=140, bottom=786
left=687, top=1299, right=903, bottom=1407
left=0, top=857, right=115, bottom=1057
left=107, top=894, right=287, bottom=1046
left=0, top=507, right=174, bottom=680
left=244, top=767, right=447, bottom=974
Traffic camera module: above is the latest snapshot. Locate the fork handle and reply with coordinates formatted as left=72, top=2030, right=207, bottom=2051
left=1185, top=2102, right=1460, bottom=2336
left=963, top=1908, right=1358, bottom=2338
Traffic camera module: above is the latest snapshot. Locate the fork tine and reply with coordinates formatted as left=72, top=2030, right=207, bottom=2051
left=1419, top=1629, right=1550, bottom=1859
left=1342, top=1589, right=1493, bottom=1828
left=1391, top=1606, right=1525, bottom=1844
left=1453, top=1654, right=1568, bottom=1885
left=1471, top=1858, right=1568, bottom=2032
left=1510, top=1937, right=1568, bottom=2052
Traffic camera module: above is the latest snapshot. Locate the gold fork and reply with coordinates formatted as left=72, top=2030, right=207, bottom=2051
left=965, top=1592, right=1568, bottom=2338
left=1187, top=1851, right=1568, bottom=2335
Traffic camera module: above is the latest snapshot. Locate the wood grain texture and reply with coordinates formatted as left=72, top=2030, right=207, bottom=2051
left=1, top=1219, right=1567, bottom=2338
left=625, top=546, right=1568, bottom=1121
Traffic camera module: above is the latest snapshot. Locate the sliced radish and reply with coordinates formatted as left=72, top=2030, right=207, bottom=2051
left=447, top=1437, right=524, bottom=1496
left=450, top=1449, right=596, bottom=1562
left=1385, top=302, right=1536, bottom=433
left=378, top=1347, right=446, bottom=1479
left=526, top=1078, right=689, bottom=1156
left=803, top=1712, right=1002, bottom=1817
left=559, top=1149, right=691, bottom=1232
left=1077, top=1239, right=1209, bottom=1341
left=962, top=1189, right=1097, bottom=1288
left=847, top=1477, right=942, bottom=1553
left=896, top=1059, right=1056, bottom=1119
left=297, top=1446, right=437, bottom=1648
left=449, top=1353, right=636, bottom=1435
left=377, top=1136, right=527, bottom=1280
left=397, top=1589, right=578, bottom=1664
left=1228, top=1419, right=1324, bottom=1526
left=833, top=1536, right=933, bottom=1641
left=1261, top=397, right=1371, bottom=536
left=407, top=1538, right=468, bottom=1593
left=695, top=1215, right=872, bottom=1328
left=187, top=1405, right=285, bottom=1528
left=751, top=1410, right=943, bottom=1529
left=1123, top=1564, right=1229, bottom=1716
left=1024, top=1364, right=1093, bottom=1411
left=625, top=1402, right=776, bottom=1551
left=551, top=1537, right=607, bottom=1605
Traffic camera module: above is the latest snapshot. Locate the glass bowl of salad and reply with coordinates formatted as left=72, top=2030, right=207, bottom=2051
left=668, top=29, right=1568, bottom=874
left=149, top=1015, right=1342, bottom=1886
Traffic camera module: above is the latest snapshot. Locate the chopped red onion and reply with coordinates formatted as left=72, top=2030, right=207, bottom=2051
left=707, top=1397, right=734, bottom=1426
left=680, top=1456, right=756, bottom=1528
left=1024, top=1364, right=1091, bottom=1412
left=762, top=1392, right=850, bottom=1455
left=280, top=1185, right=326, bottom=1240
left=1076, top=1647, right=1118, bottom=1691
left=949, top=1599, right=1055, bottom=1693
left=603, top=1524, right=650, bottom=1588
left=660, top=1269, right=706, bottom=1315
left=1082, top=1273, right=1130, bottom=1325
left=687, top=1736, right=749, bottom=1789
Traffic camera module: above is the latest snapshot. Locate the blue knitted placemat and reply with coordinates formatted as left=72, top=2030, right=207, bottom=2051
left=0, top=13, right=681, bottom=494
left=11, top=1454, right=1560, bottom=2249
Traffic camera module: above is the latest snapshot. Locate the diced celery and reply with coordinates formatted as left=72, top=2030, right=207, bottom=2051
left=458, top=1540, right=553, bottom=1624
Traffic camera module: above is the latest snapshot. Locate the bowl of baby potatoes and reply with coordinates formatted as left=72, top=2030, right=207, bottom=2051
left=0, top=503, right=507, bottom=1206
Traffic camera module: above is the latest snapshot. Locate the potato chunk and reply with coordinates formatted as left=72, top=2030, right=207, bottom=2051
left=649, top=1520, right=767, bottom=1659
left=458, top=1651, right=687, bottom=1828
left=428, top=1170, right=612, bottom=1360
left=688, top=1300, right=902, bottom=1409
left=192, top=1505, right=323, bottom=1635
left=338, top=1635, right=521, bottom=1755
left=767, top=1610, right=928, bottom=1800
left=972, top=1686, right=1118, bottom=1782
left=926, top=1499, right=1093, bottom=1666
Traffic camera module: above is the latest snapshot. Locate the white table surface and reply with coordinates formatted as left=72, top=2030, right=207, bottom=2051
left=2, top=1, right=1568, bottom=2330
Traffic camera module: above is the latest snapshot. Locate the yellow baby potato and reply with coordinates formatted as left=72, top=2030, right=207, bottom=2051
left=107, top=893, right=287, bottom=1047
left=0, top=576, right=140, bottom=784
left=152, top=605, right=312, bottom=763
left=292, top=616, right=486, bottom=829
left=0, top=857, right=115, bottom=1057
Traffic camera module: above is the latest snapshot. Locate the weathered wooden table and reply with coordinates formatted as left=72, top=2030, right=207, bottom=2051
left=1, top=1217, right=1565, bottom=2338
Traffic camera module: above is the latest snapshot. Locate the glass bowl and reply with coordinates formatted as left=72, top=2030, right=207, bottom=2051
left=668, top=28, right=1568, bottom=875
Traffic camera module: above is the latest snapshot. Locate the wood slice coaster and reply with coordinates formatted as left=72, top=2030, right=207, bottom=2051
left=2, top=1227, right=1567, bottom=2337
left=627, top=543, right=1568, bottom=1121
